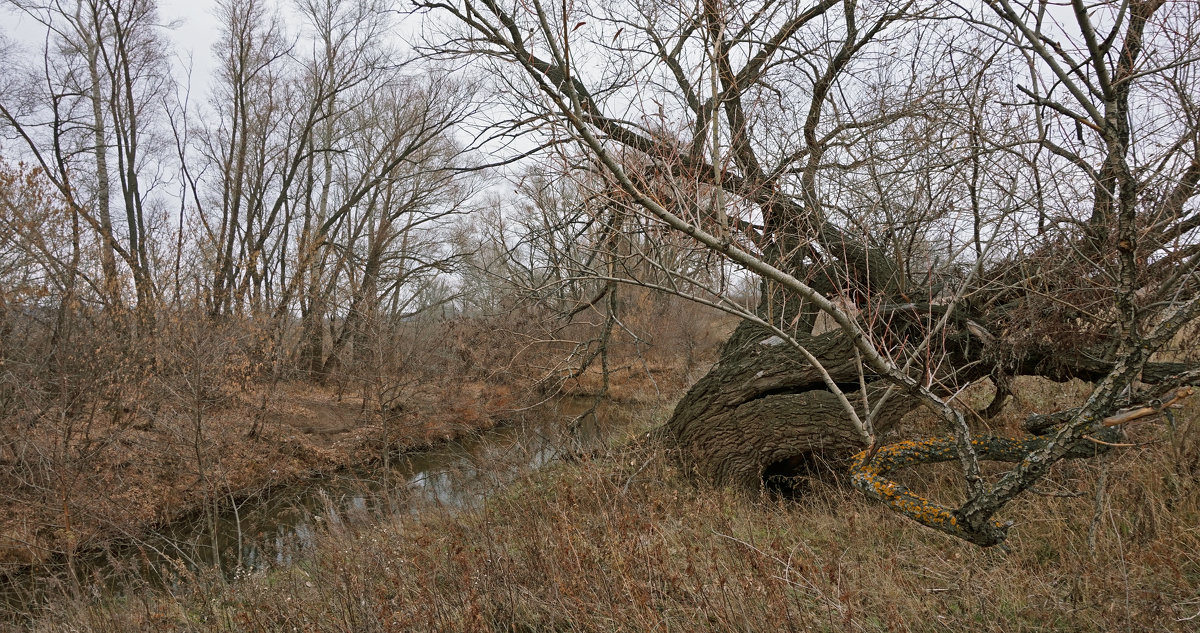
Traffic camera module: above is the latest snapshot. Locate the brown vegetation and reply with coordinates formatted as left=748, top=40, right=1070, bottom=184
left=0, top=274, right=731, bottom=584
left=24, top=378, right=1200, bottom=632
left=3, top=0, right=1200, bottom=629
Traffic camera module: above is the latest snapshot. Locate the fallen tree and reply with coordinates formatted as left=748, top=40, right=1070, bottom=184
left=422, top=0, right=1200, bottom=546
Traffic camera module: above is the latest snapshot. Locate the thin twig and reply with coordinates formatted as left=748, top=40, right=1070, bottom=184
left=1082, top=435, right=1139, bottom=448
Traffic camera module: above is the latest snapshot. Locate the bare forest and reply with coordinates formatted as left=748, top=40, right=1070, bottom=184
left=2, top=0, right=1200, bottom=630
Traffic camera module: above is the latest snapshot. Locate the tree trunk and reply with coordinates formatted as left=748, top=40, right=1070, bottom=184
left=665, top=264, right=1197, bottom=492
left=667, top=316, right=916, bottom=489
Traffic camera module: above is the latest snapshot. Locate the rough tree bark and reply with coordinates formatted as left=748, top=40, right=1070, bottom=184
left=667, top=314, right=912, bottom=488
left=666, top=284, right=1196, bottom=493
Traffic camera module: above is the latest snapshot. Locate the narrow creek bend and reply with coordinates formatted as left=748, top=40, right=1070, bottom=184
left=2, top=397, right=635, bottom=622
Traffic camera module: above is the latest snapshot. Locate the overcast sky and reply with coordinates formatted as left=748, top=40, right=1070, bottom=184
left=157, top=0, right=222, bottom=101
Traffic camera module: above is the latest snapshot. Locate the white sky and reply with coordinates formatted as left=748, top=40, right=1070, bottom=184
left=158, top=0, right=223, bottom=100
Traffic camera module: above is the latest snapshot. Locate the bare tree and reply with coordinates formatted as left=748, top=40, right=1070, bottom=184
left=188, top=0, right=291, bottom=318
left=179, top=0, right=475, bottom=382
left=1, top=0, right=171, bottom=328
left=421, top=0, right=1200, bottom=546
left=317, top=78, right=477, bottom=377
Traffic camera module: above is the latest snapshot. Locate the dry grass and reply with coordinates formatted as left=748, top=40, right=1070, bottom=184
left=0, top=298, right=738, bottom=628
left=0, top=370, right=541, bottom=570
left=26, top=382, right=1200, bottom=633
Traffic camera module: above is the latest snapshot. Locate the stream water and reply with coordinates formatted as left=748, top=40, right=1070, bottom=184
left=1, top=397, right=633, bottom=621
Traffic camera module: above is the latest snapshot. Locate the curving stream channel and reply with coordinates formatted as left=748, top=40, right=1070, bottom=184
left=2, top=397, right=635, bottom=622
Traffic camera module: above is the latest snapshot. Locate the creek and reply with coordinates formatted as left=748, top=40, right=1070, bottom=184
left=2, top=397, right=634, bottom=621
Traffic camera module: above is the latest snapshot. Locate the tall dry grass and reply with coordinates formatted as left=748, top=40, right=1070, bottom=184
left=25, top=385, right=1200, bottom=633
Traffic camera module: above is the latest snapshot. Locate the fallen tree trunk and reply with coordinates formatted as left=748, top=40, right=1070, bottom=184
left=667, top=309, right=1197, bottom=495
left=666, top=320, right=917, bottom=488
